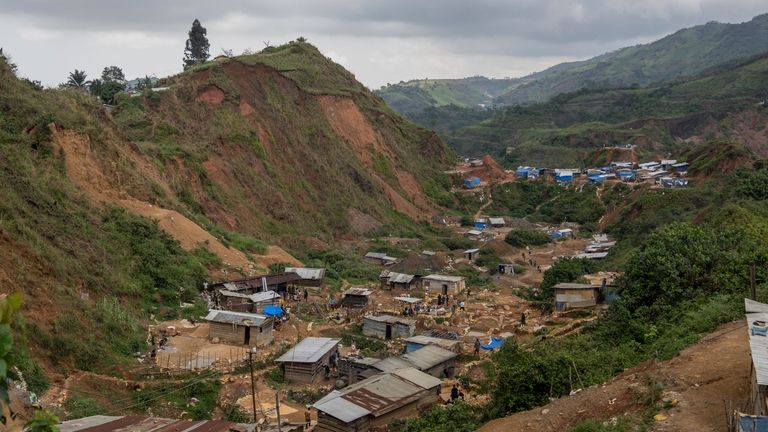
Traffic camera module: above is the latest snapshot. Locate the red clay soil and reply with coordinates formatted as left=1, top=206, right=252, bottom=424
left=50, top=128, right=300, bottom=272
left=317, top=95, right=433, bottom=219
left=478, top=320, right=749, bottom=432
left=195, top=85, right=225, bottom=106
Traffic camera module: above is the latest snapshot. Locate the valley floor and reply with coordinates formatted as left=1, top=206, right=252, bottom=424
left=478, top=320, right=749, bottom=432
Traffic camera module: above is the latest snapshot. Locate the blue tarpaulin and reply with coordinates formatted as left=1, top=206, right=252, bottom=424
left=480, top=337, right=505, bottom=350
left=263, top=305, right=284, bottom=317
left=739, top=414, right=768, bottom=432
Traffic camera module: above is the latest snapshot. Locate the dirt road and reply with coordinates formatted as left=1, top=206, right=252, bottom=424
left=479, top=320, right=749, bottom=432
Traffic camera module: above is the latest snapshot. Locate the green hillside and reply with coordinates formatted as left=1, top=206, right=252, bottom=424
left=377, top=76, right=520, bottom=114
left=447, top=53, right=768, bottom=165
left=495, top=13, right=768, bottom=105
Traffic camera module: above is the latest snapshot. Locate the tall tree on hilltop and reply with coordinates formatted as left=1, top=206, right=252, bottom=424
left=183, top=19, right=210, bottom=70
left=101, top=65, right=126, bottom=83
left=66, top=69, right=89, bottom=89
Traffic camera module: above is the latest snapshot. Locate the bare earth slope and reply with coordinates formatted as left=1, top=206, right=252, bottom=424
left=479, top=320, right=748, bottom=432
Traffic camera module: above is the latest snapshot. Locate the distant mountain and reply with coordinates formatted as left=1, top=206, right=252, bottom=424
left=495, top=13, right=768, bottom=105
left=379, top=13, right=768, bottom=119
left=448, top=52, right=768, bottom=166
left=377, top=76, right=521, bottom=114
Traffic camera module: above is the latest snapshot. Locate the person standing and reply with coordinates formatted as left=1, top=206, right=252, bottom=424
left=450, top=384, right=460, bottom=403
left=304, top=407, right=312, bottom=430
left=473, top=338, right=481, bottom=357
left=303, top=288, right=309, bottom=302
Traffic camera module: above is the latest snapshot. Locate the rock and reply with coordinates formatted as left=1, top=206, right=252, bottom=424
left=211, top=337, right=220, bottom=343
left=541, top=409, right=549, bottom=415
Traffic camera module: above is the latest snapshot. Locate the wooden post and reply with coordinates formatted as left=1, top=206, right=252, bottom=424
left=249, top=349, right=258, bottom=422
left=275, top=392, right=282, bottom=432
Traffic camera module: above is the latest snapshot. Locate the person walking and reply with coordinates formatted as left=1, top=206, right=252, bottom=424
left=473, top=338, right=481, bottom=357
left=450, top=384, right=460, bottom=403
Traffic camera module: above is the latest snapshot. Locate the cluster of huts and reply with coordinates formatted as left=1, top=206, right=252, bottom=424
left=573, top=234, right=616, bottom=260
left=514, top=159, right=689, bottom=187
left=274, top=327, right=460, bottom=432
left=203, top=268, right=326, bottom=347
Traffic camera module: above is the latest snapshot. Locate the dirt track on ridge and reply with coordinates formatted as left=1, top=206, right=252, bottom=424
left=479, top=320, right=749, bottom=432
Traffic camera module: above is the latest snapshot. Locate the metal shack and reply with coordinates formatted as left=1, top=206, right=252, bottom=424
left=313, top=367, right=441, bottom=432
left=422, top=274, right=466, bottom=296
left=58, top=415, right=253, bottom=432
left=204, top=310, right=273, bottom=346
left=216, top=289, right=253, bottom=312
left=285, top=267, right=326, bottom=287
left=745, top=298, right=768, bottom=416
left=404, top=335, right=462, bottom=353
left=379, top=270, right=417, bottom=290
left=370, top=345, right=458, bottom=378
left=463, top=248, right=480, bottom=261
left=553, top=283, right=603, bottom=311
left=276, top=337, right=340, bottom=384
left=341, top=288, right=372, bottom=309
left=362, top=315, right=416, bottom=340
left=249, top=290, right=281, bottom=314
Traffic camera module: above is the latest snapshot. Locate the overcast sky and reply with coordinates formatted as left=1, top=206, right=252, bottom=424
left=1, top=1, right=766, bottom=89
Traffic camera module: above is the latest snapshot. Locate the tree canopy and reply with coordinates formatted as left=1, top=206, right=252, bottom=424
left=183, top=19, right=210, bottom=70
left=66, top=69, right=89, bottom=89
left=101, top=66, right=125, bottom=84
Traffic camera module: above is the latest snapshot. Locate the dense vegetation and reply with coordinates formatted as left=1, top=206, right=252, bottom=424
left=504, top=229, right=550, bottom=248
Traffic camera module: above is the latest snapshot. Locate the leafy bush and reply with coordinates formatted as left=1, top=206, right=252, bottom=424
left=504, top=229, right=550, bottom=248
left=63, top=397, right=104, bottom=419
left=539, top=258, right=596, bottom=300
left=396, top=403, right=481, bottom=432
left=224, top=403, right=251, bottom=422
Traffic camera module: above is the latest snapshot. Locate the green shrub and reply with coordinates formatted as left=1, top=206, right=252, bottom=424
left=504, top=229, right=550, bottom=248
left=63, top=397, right=104, bottom=420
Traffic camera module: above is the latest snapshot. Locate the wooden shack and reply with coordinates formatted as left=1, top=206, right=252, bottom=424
left=379, top=270, right=418, bottom=290
left=275, top=337, right=340, bottom=384
left=204, top=310, right=273, bottom=346
left=421, top=274, right=466, bottom=296
left=285, top=267, right=326, bottom=287
left=249, top=290, right=281, bottom=314
left=313, top=367, right=441, bottom=432
left=216, top=290, right=252, bottom=312
left=404, top=335, right=461, bottom=353
left=341, top=288, right=372, bottom=308
left=211, top=272, right=302, bottom=297
left=553, top=283, right=603, bottom=311
left=362, top=315, right=416, bottom=340
left=463, top=248, right=479, bottom=261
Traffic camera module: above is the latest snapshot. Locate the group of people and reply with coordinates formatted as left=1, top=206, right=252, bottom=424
left=324, top=348, right=341, bottom=379
left=521, top=250, right=542, bottom=273
left=402, top=295, right=466, bottom=317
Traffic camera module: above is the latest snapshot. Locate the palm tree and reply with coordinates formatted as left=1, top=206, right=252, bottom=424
left=66, top=69, right=89, bottom=89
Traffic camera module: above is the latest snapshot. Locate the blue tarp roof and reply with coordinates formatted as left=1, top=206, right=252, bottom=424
left=263, top=305, right=284, bottom=317
left=739, top=414, right=768, bottom=432
left=480, top=337, right=505, bottom=350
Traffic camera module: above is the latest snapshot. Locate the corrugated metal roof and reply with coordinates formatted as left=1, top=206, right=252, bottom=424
left=746, top=298, right=768, bottom=313
left=423, top=274, right=464, bottom=283
left=285, top=267, right=325, bottom=280
left=400, top=345, right=457, bottom=370
left=747, top=309, right=768, bottom=385
left=467, top=230, right=482, bottom=236
left=214, top=273, right=302, bottom=291
left=275, top=337, right=340, bottom=364
left=488, top=217, right=505, bottom=225
left=344, top=288, right=373, bottom=296
left=366, top=252, right=387, bottom=259
left=392, top=367, right=442, bottom=389
left=554, top=283, right=600, bottom=290
left=421, top=250, right=436, bottom=256
left=371, top=356, right=414, bottom=372
left=58, top=415, right=250, bottom=432
left=313, top=368, right=439, bottom=422
left=464, top=248, right=480, bottom=254
left=248, top=290, right=280, bottom=303
left=394, top=296, right=422, bottom=304
left=218, top=289, right=251, bottom=299
left=364, top=315, right=416, bottom=326
left=204, top=310, right=270, bottom=326
left=404, top=335, right=460, bottom=350
left=387, top=272, right=415, bottom=284
left=574, top=252, right=609, bottom=259
left=314, top=391, right=371, bottom=423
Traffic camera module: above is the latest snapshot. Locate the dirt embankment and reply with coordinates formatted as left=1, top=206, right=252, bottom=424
left=479, top=320, right=749, bottom=432
left=51, top=128, right=299, bottom=272
left=318, top=95, right=433, bottom=219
